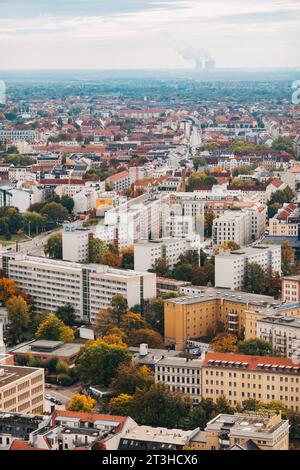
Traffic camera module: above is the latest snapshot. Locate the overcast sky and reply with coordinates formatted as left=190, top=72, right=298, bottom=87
left=0, top=0, right=299, bottom=70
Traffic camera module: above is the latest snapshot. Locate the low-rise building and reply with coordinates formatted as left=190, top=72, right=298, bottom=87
left=10, top=340, right=83, bottom=364
left=204, top=412, right=289, bottom=451
left=155, top=356, right=203, bottom=402
left=0, top=365, right=44, bottom=414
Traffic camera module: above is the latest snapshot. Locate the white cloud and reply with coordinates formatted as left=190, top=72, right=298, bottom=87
left=0, top=0, right=299, bottom=69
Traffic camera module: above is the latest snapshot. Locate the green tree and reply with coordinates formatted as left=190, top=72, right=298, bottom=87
left=23, top=211, right=47, bottom=234
left=60, top=195, right=75, bottom=214
left=237, top=338, right=272, bottom=356
left=149, top=258, right=171, bottom=277
left=56, top=304, right=76, bottom=326
left=172, top=263, right=193, bottom=281
left=44, top=233, right=63, bottom=259
left=243, top=262, right=266, bottom=294
left=6, top=295, right=30, bottom=345
left=76, top=340, right=131, bottom=386
left=88, top=238, right=107, bottom=263
left=41, top=202, right=68, bottom=224
left=110, top=295, right=128, bottom=326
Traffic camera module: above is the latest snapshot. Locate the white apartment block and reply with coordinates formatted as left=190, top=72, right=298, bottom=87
left=0, top=129, right=37, bottom=143
left=8, top=167, right=36, bottom=182
left=212, top=211, right=251, bottom=247
left=106, top=171, right=131, bottom=193
left=155, top=357, right=203, bottom=403
left=0, top=365, right=44, bottom=414
left=2, top=253, right=156, bottom=323
left=215, top=245, right=282, bottom=290
left=134, top=238, right=187, bottom=272
left=257, top=316, right=300, bottom=358
left=62, top=226, right=91, bottom=263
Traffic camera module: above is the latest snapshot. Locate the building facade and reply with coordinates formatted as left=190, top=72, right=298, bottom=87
left=202, top=352, right=300, bottom=411
left=0, top=365, right=44, bottom=414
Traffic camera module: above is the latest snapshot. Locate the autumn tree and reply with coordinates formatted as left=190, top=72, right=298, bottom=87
left=6, top=295, right=30, bottom=345
left=108, top=394, right=134, bottom=416
left=128, top=328, right=164, bottom=348
left=66, top=394, right=96, bottom=413
left=0, top=278, right=18, bottom=302
left=120, top=246, right=134, bottom=270
left=281, top=240, right=295, bottom=275
left=99, top=251, right=121, bottom=268
left=121, top=312, right=145, bottom=335
left=110, top=363, right=154, bottom=395
left=211, top=333, right=238, bottom=353
left=35, top=315, right=74, bottom=342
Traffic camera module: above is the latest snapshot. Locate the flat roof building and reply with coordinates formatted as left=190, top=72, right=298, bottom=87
left=0, top=365, right=44, bottom=415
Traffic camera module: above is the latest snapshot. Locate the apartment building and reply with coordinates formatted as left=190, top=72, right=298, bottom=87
left=281, top=275, right=300, bottom=303
left=103, top=194, right=170, bottom=249
left=62, top=226, right=92, bottom=263
left=106, top=171, right=131, bottom=193
left=0, top=365, right=44, bottom=414
left=212, top=210, right=251, bottom=246
left=256, top=316, right=300, bottom=358
left=155, top=357, right=203, bottom=402
left=2, top=253, right=156, bottom=323
left=164, top=288, right=279, bottom=350
left=202, top=352, right=300, bottom=411
left=204, top=412, right=289, bottom=451
left=156, top=277, right=191, bottom=295
left=0, top=412, right=50, bottom=450
left=0, top=129, right=37, bottom=143
left=243, top=303, right=300, bottom=340
left=134, top=238, right=187, bottom=272
left=215, top=245, right=281, bottom=290
left=269, top=203, right=300, bottom=237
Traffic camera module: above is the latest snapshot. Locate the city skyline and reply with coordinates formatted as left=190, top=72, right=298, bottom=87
left=1, top=0, right=300, bottom=70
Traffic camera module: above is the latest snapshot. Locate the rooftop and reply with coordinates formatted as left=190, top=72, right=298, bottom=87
left=0, top=365, right=42, bottom=388
left=120, top=425, right=196, bottom=446
left=257, top=315, right=300, bottom=328
left=203, top=352, right=300, bottom=375
left=207, top=412, right=288, bottom=437
left=10, top=340, right=82, bottom=359
left=166, top=287, right=279, bottom=307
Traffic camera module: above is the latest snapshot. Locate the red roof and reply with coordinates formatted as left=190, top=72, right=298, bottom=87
left=10, top=440, right=46, bottom=451
left=203, top=352, right=300, bottom=373
left=51, top=410, right=127, bottom=432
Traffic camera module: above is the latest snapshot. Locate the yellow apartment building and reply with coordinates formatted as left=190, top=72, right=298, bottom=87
left=202, top=411, right=289, bottom=451
left=202, top=352, right=300, bottom=412
left=164, top=289, right=281, bottom=350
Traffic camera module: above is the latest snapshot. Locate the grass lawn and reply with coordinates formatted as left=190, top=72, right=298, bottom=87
left=0, top=234, right=29, bottom=246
